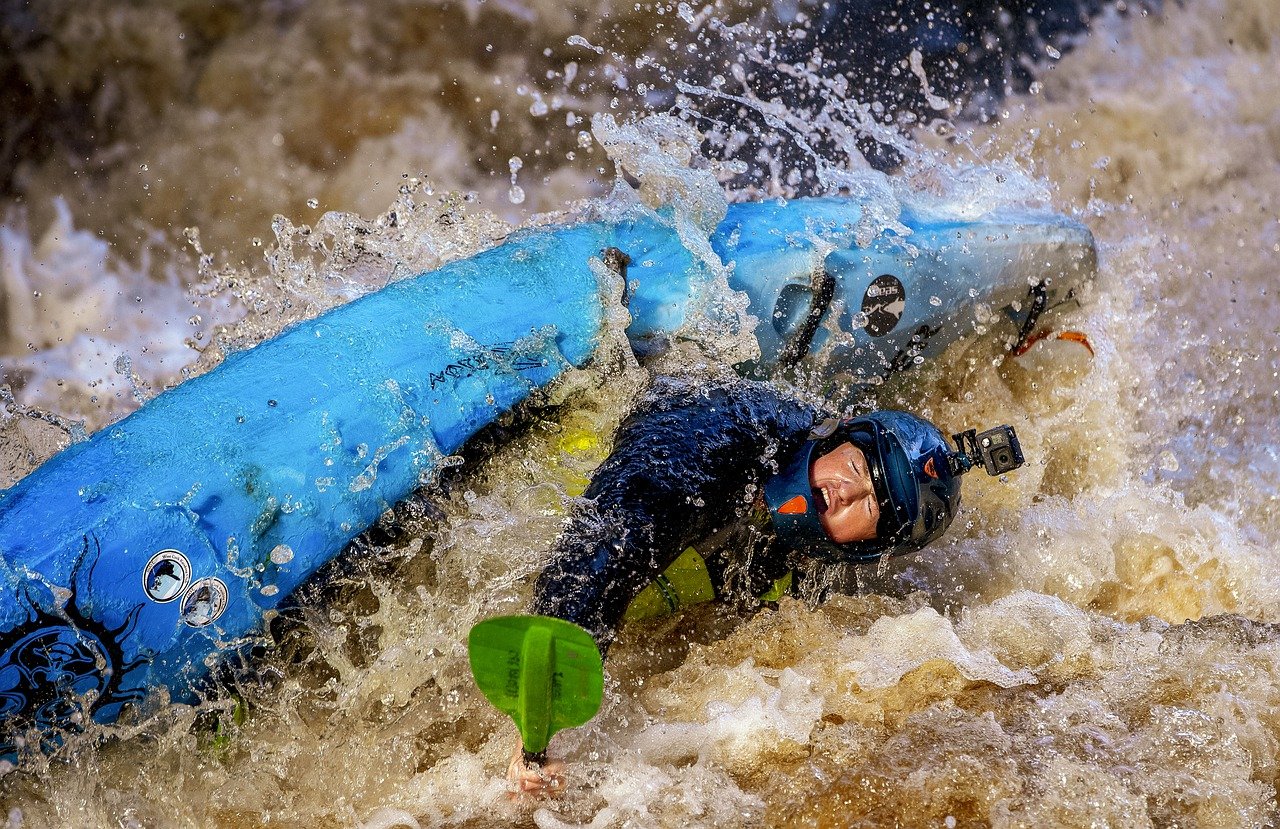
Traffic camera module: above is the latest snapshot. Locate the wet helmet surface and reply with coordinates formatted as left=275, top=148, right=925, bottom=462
left=764, top=411, right=962, bottom=561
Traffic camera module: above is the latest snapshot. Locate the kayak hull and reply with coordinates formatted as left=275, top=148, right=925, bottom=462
left=0, top=197, right=1095, bottom=760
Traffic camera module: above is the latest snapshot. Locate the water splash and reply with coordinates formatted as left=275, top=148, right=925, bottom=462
left=4, top=0, right=1280, bottom=826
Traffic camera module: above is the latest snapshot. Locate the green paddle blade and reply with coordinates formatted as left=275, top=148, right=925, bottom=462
left=468, top=615, right=604, bottom=756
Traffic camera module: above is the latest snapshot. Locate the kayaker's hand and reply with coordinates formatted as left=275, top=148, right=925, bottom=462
left=507, top=745, right=566, bottom=798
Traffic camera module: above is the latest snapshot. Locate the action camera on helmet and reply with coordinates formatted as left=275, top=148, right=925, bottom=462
left=949, top=426, right=1025, bottom=477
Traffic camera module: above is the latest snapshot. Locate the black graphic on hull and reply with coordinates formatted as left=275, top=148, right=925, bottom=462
left=888, top=323, right=943, bottom=375
left=861, top=274, right=906, bottom=337
left=429, top=341, right=548, bottom=390
left=0, top=535, right=149, bottom=764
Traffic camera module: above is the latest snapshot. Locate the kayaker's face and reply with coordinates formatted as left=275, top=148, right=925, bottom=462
left=809, top=442, right=879, bottom=543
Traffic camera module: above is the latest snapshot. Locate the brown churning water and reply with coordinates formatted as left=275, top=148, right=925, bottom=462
left=2, top=0, right=1279, bottom=826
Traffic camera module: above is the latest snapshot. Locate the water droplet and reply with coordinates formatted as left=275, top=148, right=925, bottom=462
left=508, top=156, right=525, bottom=204
left=566, top=34, right=604, bottom=54
left=270, top=544, right=294, bottom=564
left=929, top=295, right=942, bottom=306
left=306, top=197, right=318, bottom=209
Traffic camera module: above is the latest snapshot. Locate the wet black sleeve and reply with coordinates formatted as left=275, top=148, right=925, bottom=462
left=529, top=377, right=818, bottom=648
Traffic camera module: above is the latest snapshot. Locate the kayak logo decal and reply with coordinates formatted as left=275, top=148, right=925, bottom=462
left=142, top=549, right=191, bottom=603
left=861, top=275, right=906, bottom=337
left=180, top=578, right=228, bottom=628
left=429, top=341, right=548, bottom=390
left=0, top=535, right=150, bottom=763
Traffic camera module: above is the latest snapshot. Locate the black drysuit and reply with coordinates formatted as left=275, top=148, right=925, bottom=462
left=529, top=377, right=823, bottom=648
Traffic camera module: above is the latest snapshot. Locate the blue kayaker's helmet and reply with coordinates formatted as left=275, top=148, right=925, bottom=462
left=764, top=412, right=1024, bottom=561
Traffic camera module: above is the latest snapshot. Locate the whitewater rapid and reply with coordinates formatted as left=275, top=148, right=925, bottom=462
left=2, top=0, right=1279, bottom=826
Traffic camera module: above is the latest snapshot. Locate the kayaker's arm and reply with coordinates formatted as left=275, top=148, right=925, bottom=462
left=528, top=377, right=818, bottom=649
left=506, top=379, right=816, bottom=796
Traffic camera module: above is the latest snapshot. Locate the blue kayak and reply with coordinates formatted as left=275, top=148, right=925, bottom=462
left=0, top=197, right=1095, bottom=761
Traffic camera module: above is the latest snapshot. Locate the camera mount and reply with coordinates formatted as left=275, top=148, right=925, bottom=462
left=948, top=425, right=1026, bottom=477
